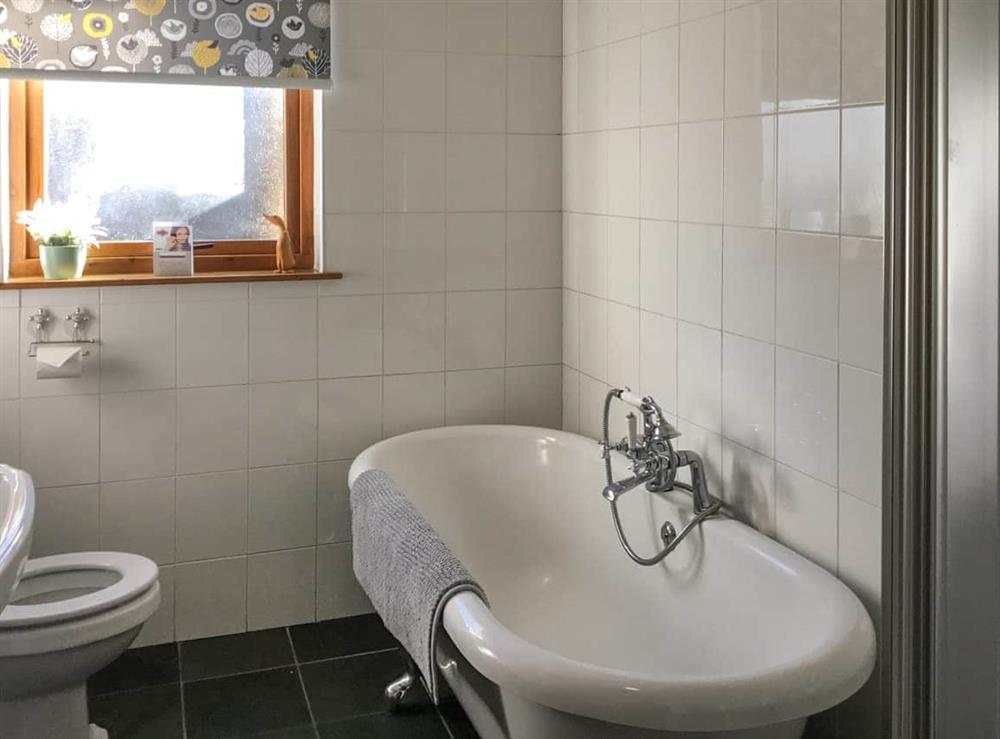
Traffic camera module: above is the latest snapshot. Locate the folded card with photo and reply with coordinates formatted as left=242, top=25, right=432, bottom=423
left=152, top=221, right=194, bottom=276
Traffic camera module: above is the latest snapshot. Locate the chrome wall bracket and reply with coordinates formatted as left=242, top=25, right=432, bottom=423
left=26, top=307, right=98, bottom=358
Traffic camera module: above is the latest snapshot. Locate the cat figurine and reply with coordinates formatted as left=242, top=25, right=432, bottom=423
left=263, top=214, right=296, bottom=273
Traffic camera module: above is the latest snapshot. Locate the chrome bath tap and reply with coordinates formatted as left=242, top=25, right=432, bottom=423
left=600, top=389, right=722, bottom=566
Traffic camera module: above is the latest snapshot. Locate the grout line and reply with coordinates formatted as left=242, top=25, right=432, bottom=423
left=177, top=642, right=189, bottom=739
left=286, top=627, right=322, bottom=739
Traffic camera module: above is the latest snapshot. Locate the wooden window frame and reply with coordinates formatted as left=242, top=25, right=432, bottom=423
left=7, top=80, right=314, bottom=279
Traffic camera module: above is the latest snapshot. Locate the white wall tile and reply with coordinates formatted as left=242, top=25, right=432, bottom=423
left=318, top=376, right=383, bottom=461
left=774, top=462, right=838, bottom=571
left=177, top=386, right=248, bottom=475
left=777, top=109, right=840, bottom=233
left=0, top=308, right=19, bottom=400
left=447, top=53, right=507, bottom=133
left=776, top=231, right=840, bottom=359
left=448, top=0, right=506, bottom=52
left=317, top=543, right=372, bottom=620
left=100, top=477, right=176, bottom=564
left=777, top=0, right=840, bottom=111
left=722, top=333, right=775, bottom=456
left=175, top=557, right=247, bottom=641
left=678, top=121, right=723, bottom=224
left=563, top=290, right=581, bottom=369
left=509, top=0, right=563, bottom=56
left=332, top=0, right=385, bottom=50
left=677, top=224, right=722, bottom=328
left=318, top=460, right=352, bottom=544
left=325, top=132, right=384, bottom=213
left=678, top=322, right=721, bottom=432
left=175, top=471, right=248, bottom=562
left=680, top=0, right=723, bottom=21
left=639, top=219, right=678, bottom=317
left=21, top=394, right=99, bottom=487
left=101, top=390, right=176, bottom=482
left=775, top=348, right=838, bottom=485
left=578, top=46, right=608, bottom=131
left=384, top=51, right=446, bottom=131
left=249, top=381, right=318, bottom=468
left=609, top=0, right=642, bottom=40
left=508, top=55, right=563, bottom=134
left=607, top=129, right=641, bottom=217
left=177, top=300, right=249, bottom=388
left=323, top=215, right=385, bottom=297
left=642, top=0, right=679, bottom=32
left=133, top=565, right=174, bottom=647
left=639, top=311, right=677, bottom=411
left=724, top=115, right=777, bottom=228
left=248, top=549, right=317, bottom=630
left=721, top=440, right=775, bottom=534
left=578, top=0, right=609, bottom=49
left=249, top=299, right=318, bottom=383
left=840, top=237, right=884, bottom=373
left=562, top=366, right=581, bottom=432
left=607, top=303, right=640, bottom=390
left=576, top=214, right=608, bottom=298
left=318, top=296, right=383, bottom=379
left=445, top=368, right=506, bottom=425
left=579, top=294, right=609, bottom=381
left=607, top=217, right=640, bottom=307
left=608, top=38, right=641, bottom=129
left=843, top=0, right=886, bottom=105
left=446, top=291, right=506, bottom=370
left=326, top=48, right=383, bottom=131
left=508, top=135, right=562, bottom=211
left=679, top=14, right=723, bottom=122
left=384, top=0, right=446, bottom=51
left=383, top=293, right=446, bottom=374
left=383, top=133, right=446, bottom=213
left=31, top=484, right=99, bottom=557
left=640, top=27, right=679, bottom=126
left=842, top=105, right=886, bottom=238
left=447, top=134, right=508, bottom=212
left=578, top=372, right=609, bottom=438
left=507, top=213, right=562, bottom=289
left=640, top=125, right=679, bottom=220
left=447, top=214, right=507, bottom=291
left=0, top=400, right=19, bottom=467
left=383, top=372, right=446, bottom=436
left=838, top=491, right=882, bottom=610
left=100, top=302, right=176, bottom=392
left=724, top=0, right=777, bottom=116
left=722, top=226, right=775, bottom=342
left=839, top=365, right=883, bottom=508
left=384, top=214, right=447, bottom=294
left=507, top=289, right=562, bottom=365
left=249, top=464, right=317, bottom=552
left=505, top=364, right=563, bottom=427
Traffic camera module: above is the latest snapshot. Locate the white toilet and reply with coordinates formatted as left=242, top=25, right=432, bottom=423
left=0, top=551, right=161, bottom=739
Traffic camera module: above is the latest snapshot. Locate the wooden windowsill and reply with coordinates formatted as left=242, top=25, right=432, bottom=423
left=0, top=270, right=343, bottom=290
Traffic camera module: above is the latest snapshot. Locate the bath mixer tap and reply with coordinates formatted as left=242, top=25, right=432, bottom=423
left=600, top=389, right=722, bottom=566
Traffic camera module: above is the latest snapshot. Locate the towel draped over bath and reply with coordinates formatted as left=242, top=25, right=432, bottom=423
left=350, top=469, right=487, bottom=703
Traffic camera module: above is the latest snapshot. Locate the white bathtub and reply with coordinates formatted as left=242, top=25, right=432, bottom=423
left=350, top=426, right=876, bottom=739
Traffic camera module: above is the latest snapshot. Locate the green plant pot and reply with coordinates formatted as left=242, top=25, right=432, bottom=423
left=39, top=244, right=88, bottom=280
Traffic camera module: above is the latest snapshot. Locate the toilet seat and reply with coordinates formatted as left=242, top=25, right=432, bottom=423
left=0, top=552, right=157, bottom=629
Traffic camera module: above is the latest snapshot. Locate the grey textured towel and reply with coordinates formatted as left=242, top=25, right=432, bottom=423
left=350, top=469, right=487, bottom=703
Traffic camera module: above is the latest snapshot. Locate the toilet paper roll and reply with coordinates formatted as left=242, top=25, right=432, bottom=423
left=35, top=345, right=83, bottom=380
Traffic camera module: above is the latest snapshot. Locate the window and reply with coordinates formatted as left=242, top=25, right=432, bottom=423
left=7, top=80, right=315, bottom=278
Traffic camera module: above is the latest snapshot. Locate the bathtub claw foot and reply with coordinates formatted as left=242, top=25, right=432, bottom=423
left=384, top=671, right=417, bottom=712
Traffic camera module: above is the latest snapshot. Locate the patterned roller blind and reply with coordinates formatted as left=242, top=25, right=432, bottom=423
left=0, top=1, right=331, bottom=88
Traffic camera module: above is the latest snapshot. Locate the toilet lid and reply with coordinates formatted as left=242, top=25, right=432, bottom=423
left=0, top=552, right=158, bottom=628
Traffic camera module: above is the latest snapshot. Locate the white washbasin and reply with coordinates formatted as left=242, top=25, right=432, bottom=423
left=0, top=465, right=34, bottom=614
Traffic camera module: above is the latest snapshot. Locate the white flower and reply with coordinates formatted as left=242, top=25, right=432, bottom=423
left=15, top=199, right=106, bottom=246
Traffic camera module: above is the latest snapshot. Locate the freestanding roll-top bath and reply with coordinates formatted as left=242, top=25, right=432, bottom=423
left=350, top=426, right=876, bottom=739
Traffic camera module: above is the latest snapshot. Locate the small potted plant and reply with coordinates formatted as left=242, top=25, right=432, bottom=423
left=16, top=200, right=106, bottom=280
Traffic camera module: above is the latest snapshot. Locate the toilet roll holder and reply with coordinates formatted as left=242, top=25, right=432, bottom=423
left=26, top=307, right=97, bottom=358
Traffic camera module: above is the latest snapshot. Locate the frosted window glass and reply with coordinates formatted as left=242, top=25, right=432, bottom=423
left=44, top=81, right=284, bottom=241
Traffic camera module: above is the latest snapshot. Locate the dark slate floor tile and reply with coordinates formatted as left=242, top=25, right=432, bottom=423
left=300, top=649, right=419, bottom=723
left=88, top=683, right=183, bottom=739
left=438, top=700, right=481, bottom=739
left=316, top=710, right=450, bottom=739
left=180, top=627, right=295, bottom=682
left=290, top=614, right=398, bottom=663
left=88, top=643, right=179, bottom=697
left=183, top=667, right=313, bottom=739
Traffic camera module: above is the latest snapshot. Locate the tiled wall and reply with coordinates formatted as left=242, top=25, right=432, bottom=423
left=560, top=0, right=883, bottom=734
left=0, top=0, right=563, bottom=646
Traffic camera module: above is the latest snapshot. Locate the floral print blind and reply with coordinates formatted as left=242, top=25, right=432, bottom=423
left=0, top=1, right=331, bottom=88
